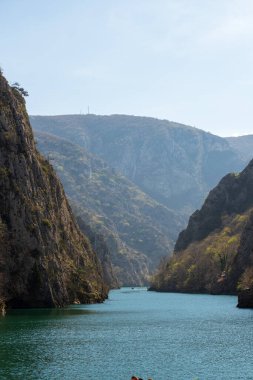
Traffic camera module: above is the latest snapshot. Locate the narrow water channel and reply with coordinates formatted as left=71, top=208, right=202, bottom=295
left=0, top=288, right=252, bottom=380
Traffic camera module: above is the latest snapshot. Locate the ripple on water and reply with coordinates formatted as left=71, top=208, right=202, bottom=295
left=0, top=288, right=253, bottom=380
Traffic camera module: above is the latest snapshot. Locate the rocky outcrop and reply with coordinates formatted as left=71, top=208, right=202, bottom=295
left=150, top=160, right=253, bottom=303
left=237, top=289, right=253, bottom=308
left=175, top=161, right=253, bottom=252
left=0, top=73, right=108, bottom=311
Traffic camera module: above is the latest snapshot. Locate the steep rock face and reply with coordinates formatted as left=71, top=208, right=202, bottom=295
left=150, top=160, right=253, bottom=298
left=0, top=74, right=107, bottom=310
left=30, top=114, right=244, bottom=217
left=35, top=131, right=183, bottom=285
left=175, top=164, right=253, bottom=252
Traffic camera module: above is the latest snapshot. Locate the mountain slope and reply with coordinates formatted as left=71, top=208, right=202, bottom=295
left=226, top=135, right=253, bottom=163
left=35, top=131, right=183, bottom=285
left=31, top=114, right=244, bottom=217
left=150, top=160, right=253, bottom=301
left=0, top=74, right=107, bottom=312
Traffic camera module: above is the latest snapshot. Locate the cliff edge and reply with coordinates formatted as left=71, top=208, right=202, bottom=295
left=0, top=73, right=108, bottom=312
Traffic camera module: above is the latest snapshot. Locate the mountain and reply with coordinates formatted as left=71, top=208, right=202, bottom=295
left=73, top=216, right=119, bottom=289
left=30, top=114, right=244, bottom=217
left=226, top=135, right=253, bottom=163
left=0, top=73, right=108, bottom=313
left=35, top=131, right=183, bottom=285
left=150, top=160, right=253, bottom=307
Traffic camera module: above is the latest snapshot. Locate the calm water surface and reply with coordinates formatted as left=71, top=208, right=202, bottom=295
left=0, top=288, right=253, bottom=380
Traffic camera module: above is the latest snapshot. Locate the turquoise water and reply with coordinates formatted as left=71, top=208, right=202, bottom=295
left=0, top=288, right=253, bottom=380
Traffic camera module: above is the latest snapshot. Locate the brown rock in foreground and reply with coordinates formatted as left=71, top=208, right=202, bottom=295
left=0, top=72, right=108, bottom=312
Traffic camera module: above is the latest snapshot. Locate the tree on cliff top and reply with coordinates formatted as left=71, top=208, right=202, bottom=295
left=11, top=82, right=29, bottom=97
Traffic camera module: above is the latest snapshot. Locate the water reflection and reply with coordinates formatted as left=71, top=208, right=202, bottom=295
left=2, top=306, right=96, bottom=318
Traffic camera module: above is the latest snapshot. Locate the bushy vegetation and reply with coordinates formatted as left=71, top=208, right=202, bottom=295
left=0, top=167, right=10, bottom=179
left=238, top=267, right=253, bottom=291
left=152, top=212, right=250, bottom=293
left=42, top=218, right=52, bottom=228
left=11, top=82, right=29, bottom=97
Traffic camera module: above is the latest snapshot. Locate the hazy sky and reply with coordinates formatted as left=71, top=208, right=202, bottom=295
left=1, top=0, right=253, bottom=136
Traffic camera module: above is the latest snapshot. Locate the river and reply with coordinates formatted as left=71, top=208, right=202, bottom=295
left=0, top=288, right=253, bottom=380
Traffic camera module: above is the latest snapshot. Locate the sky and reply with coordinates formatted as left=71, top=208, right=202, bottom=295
left=1, top=0, right=253, bottom=137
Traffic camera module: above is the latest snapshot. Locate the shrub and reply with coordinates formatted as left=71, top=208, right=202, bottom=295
left=42, top=218, right=52, bottom=228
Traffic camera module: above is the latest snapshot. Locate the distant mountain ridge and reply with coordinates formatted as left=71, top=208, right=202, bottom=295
left=30, top=114, right=248, bottom=288
left=35, top=131, right=183, bottom=285
left=31, top=114, right=245, bottom=217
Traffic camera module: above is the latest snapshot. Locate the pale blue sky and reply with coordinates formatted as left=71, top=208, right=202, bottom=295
left=1, top=0, right=253, bottom=136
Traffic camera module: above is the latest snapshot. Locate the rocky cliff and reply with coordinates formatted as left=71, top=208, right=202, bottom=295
left=175, top=164, right=253, bottom=252
left=0, top=73, right=108, bottom=312
left=150, top=160, right=253, bottom=304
